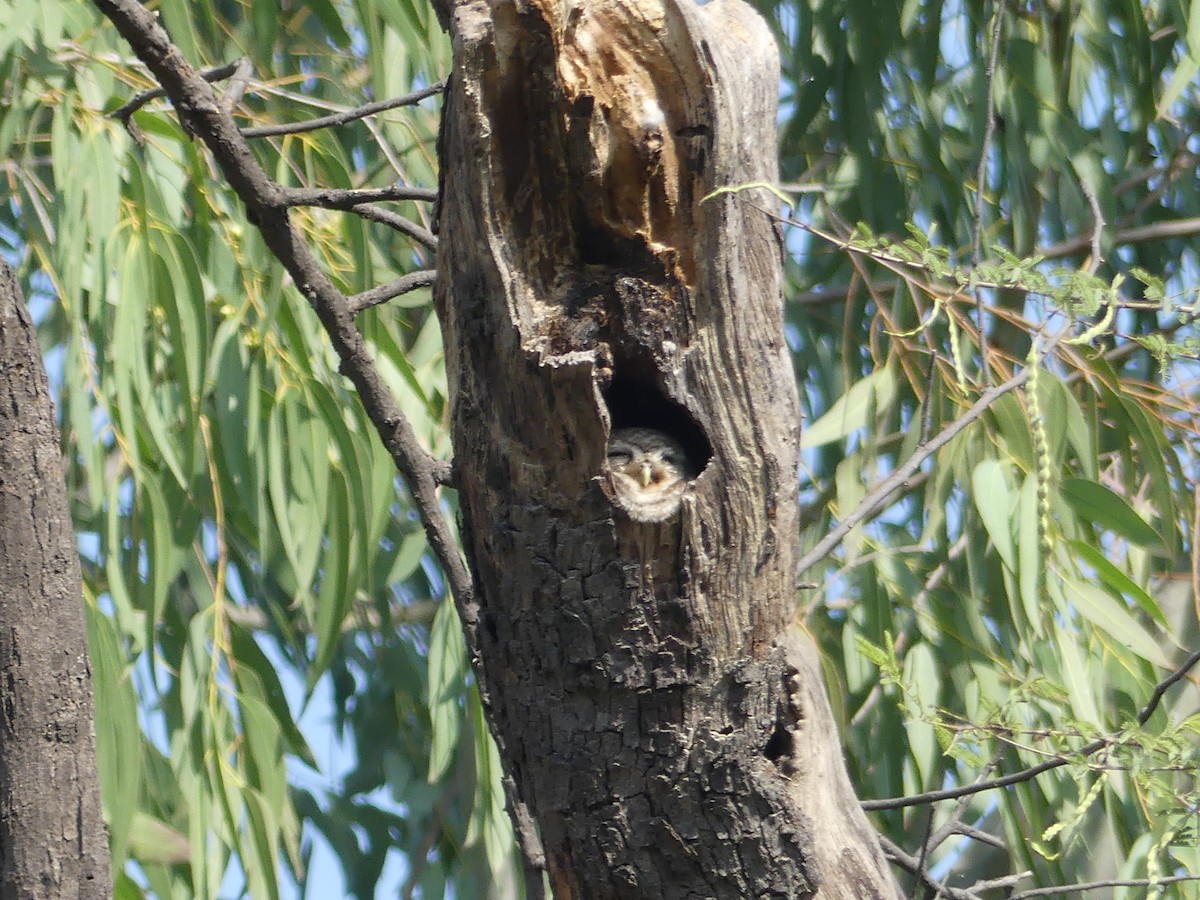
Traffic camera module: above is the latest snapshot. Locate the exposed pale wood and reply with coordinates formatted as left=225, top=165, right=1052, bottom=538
left=435, top=0, right=900, bottom=896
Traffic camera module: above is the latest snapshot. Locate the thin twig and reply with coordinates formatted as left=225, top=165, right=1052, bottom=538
left=943, top=821, right=1005, bottom=851
left=862, top=647, right=1200, bottom=810
left=220, top=57, right=254, bottom=113
left=348, top=270, right=437, bottom=314
left=353, top=203, right=438, bottom=251
left=791, top=212, right=1200, bottom=308
left=924, top=749, right=1005, bottom=854
left=242, top=80, right=445, bottom=138
left=1007, top=874, right=1200, bottom=899
left=110, top=57, right=243, bottom=129
left=224, top=598, right=439, bottom=632
left=972, top=0, right=1005, bottom=382
left=796, top=363, right=1032, bottom=576
left=1042, top=215, right=1200, bottom=259
left=1080, top=179, right=1104, bottom=275
left=502, top=773, right=547, bottom=900
left=877, top=835, right=978, bottom=900
left=282, top=184, right=438, bottom=209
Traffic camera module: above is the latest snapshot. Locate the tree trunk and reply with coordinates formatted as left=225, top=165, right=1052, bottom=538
left=0, top=260, right=111, bottom=898
left=434, top=1, right=899, bottom=896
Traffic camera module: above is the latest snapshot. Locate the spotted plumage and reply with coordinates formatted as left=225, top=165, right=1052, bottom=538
left=604, top=427, right=695, bottom=522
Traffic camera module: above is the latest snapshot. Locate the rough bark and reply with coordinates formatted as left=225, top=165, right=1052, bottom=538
left=434, top=1, right=899, bottom=897
left=0, top=260, right=111, bottom=898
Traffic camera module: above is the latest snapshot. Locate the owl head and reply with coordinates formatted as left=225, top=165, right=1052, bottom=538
left=604, top=427, right=695, bottom=522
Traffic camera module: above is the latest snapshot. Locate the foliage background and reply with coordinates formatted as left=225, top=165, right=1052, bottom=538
left=2, top=0, right=1198, bottom=896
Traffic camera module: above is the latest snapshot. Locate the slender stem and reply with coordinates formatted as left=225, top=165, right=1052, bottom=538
left=243, top=81, right=445, bottom=138
left=863, top=647, right=1200, bottom=811
left=796, top=364, right=1030, bottom=577
left=972, top=0, right=1006, bottom=381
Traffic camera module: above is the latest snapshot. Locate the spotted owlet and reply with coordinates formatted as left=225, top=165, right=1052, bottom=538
left=605, top=427, right=695, bottom=522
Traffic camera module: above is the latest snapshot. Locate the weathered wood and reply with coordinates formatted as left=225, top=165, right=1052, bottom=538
left=435, top=1, right=899, bottom=896
left=0, top=259, right=111, bottom=899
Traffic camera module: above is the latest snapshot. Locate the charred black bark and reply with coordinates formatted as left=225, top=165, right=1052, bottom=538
left=434, top=2, right=898, bottom=896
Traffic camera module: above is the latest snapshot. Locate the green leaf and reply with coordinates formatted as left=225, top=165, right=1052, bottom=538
left=1017, top=472, right=1042, bottom=633
left=971, top=459, right=1016, bottom=573
left=127, top=813, right=191, bottom=865
left=85, top=602, right=141, bottom=869
left=1067, top=541, right=1168, bottom=628
left=1158, top=53, right=1199, bottom=118
left=427, top=598, right=467, bottom=783
left=230, top=624, right=317, bottom=767
left=1060, top=478, right=1164, bottom=550
left=1059, top=576, right=1172, bottom=668
left=801, top=365, right=897, bottom=448
left=311, top=470, right=353, bottom=683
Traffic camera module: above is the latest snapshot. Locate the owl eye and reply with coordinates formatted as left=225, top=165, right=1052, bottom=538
left=659, top=450, right=685, bottom=470
left=607, top=448, right=633, bottom=466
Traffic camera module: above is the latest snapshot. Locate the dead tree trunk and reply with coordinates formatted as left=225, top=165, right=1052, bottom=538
left=0, top=259, right=111, bottom=898
left=435, top=0, right=899, bottom=896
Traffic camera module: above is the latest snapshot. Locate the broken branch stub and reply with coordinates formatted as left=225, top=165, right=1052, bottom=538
left=435, top=0, right=898, bottom=896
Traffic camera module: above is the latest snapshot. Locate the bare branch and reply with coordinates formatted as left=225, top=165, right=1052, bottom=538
left=225, top=598, right=439, bottom=632
left=1080, top=178, right=1104, bottom=274
left=110, top=56, right=243, bottom=133
left=877, top=835, right=980, bottom=900
left=348, top=270, right=437, bottom=314
left=925, top=749, right=1005, bottom=854
left=1007, top=874, right=1200, bottom=899
left=353, top=203, right=438, bottom=252
left=220, top=57, right=254, bottom=113
left=1041, top=215, right=1200, bottom=260
left=282, top=184, right=438, bottom=209
left=242, top=81, right=445, bottom=138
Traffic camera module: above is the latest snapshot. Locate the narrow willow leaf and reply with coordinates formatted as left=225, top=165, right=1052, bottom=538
left=1060, top=577, right=1172, bottom=668
left=127, top=813, right=191, bottom=865
left=800, top=365, right=897, bottom=448
left=152, top=230, right=208, bottom=414
left=1060, top=478, right=1164, bottom=550
left=312, top=471, right=353, bottom=683
left=427, top=597, right=467, bottom=783
left=389, top=529, right=430, bottom=585
left=84, top=601, right=141, bottom=868
left=901, top=642, right=940, bottom=789
left=266, top=400, right=305, bottom=596
left=1054, top=624, right=1102, bottom=727
left=1043, top=376, right=1095, bottom=480
left=1068, top=540, right=1168, bottom=628
left=83, top=125, right=121, bottom=247
left=140, top=473, right=174, bottom=637
left=230, top=624, right=317, bottom=767
left=987, top=392, right=1035, bottom=470
left=1158, top=54, right=1200, bottom=118
left=301, top=0, right=351, bottom=45
left=1017, top=473, right=1042, bottom=633
left=971, top=459, right=1016, bottom=573
left=309, top=381, right=372, bottom=577
left=241, top=787, right=282, bottom=900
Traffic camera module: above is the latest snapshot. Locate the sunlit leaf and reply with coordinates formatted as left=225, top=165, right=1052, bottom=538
left=801, top=365, right=897, bottom=449
left=1060, top=478, right=1164, bottom=551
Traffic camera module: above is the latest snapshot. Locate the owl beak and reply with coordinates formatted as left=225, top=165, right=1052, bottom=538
left=639, top=461, right=653, bottom=487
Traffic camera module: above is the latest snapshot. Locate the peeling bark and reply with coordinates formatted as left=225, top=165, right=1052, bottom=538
left=0, top=259, right=110, bottom=898
left=435, top=1, right=899, bottom=896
